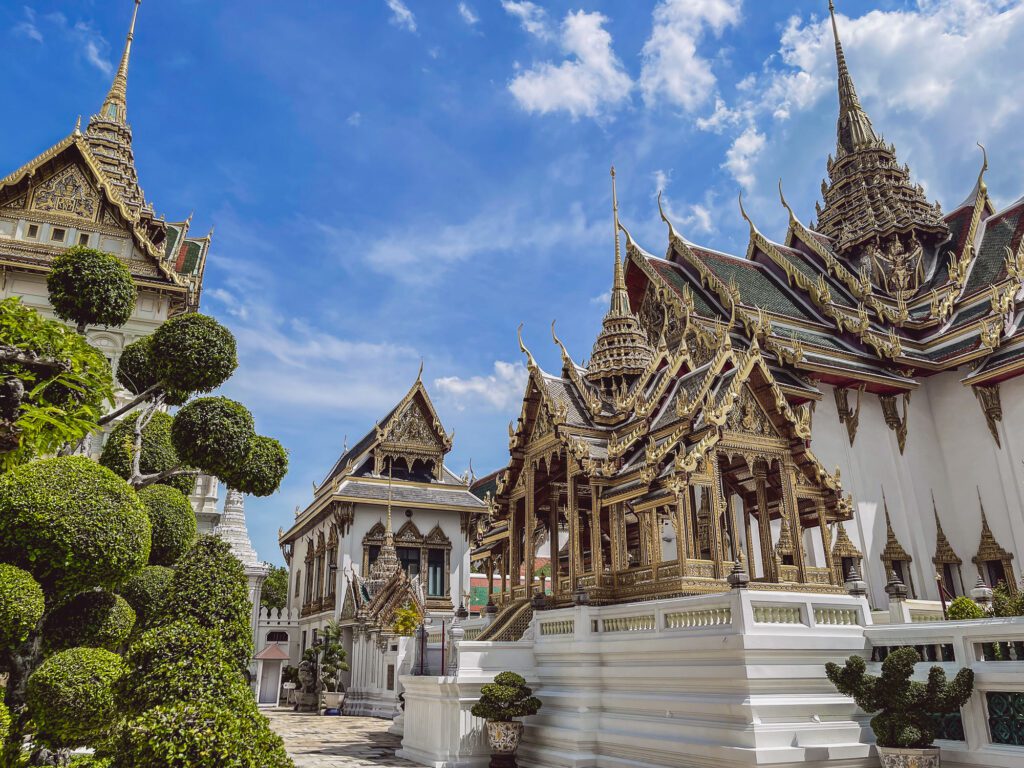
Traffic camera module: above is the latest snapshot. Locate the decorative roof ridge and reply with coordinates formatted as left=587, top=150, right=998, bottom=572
left=377, top=364, right=453, bottom=452
left=953, top=144, right=995, bottom=214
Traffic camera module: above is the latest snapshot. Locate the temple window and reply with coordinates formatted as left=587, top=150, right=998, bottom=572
left=942, top=563, right=963, bottom=597
left=25, top=223, right=39, bottom=239
left=891, top=559, right=915, bottom=598
left=77, top=232, right=90, bottom=246
left=294, top=569, right=302, bottom=598
left=397, top=546, right=421, bottom=577
left=50, top=227, right=66, bottom=243
left=984, top=560, right=1008, bottom=590
left=266, top=631, right=288, bottom=643
left=427, top=548, right=446, bottom=597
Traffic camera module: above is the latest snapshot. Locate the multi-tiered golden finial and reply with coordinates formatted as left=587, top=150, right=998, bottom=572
left=828, top=0, right=877, bottom=156
left=99, top=0, right=142, bottom=124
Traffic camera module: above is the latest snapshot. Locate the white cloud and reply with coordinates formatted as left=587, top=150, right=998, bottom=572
left=435, top=361, right=528, bottom=411
left=590, top=290, right=612, bottom=306
left=654, top=169, right=717, bottom=235
left=458, top=2, right=479, bottom=26
left=508, top=10, right=633, bottom=121
left=639, top=0, right=742, bottom=111
left=346, top=111, right=362, bottom=126
left=386, top=0, right=417, bottom=32
left=13, top=7, right=43, bottom=43
left=501, top=1, right=551, bottom=39
left=75, top=22, right=112, bottom=75
left=723, top=126, right=765, bottom=191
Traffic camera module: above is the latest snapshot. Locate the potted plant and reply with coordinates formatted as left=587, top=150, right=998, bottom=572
left=318, top=621, right=350, bottom=714
left=281, top=665, right=301, bottom=706
left=826, top=647, right=974, bottom=767
left=471, top=671, right=542, bottom=768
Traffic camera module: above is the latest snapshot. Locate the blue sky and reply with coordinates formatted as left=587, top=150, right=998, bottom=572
left=3, top=0, right=1022, bottom=565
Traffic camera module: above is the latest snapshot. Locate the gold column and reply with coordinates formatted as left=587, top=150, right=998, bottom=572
left=589, top=482, right=604, bottom=577
left=816, top=497, right=836, bottom=583
left=754, top=462, right=775, bottom=581
left=568, top=473, right=579, bottom=590
left=674, top=483, right=690, bottom=576
left=723, top=489, right=737, bottom=562
left=650, top=508, right=663, bottom=567
left=509, top=499, right=521, bottom=588
left=781, top=459, right=806, bottom=582
left=744, top=502, right=755, bottom=576
left=525, top=467, right=536, bottom=595
left=709, top=460, right=727, bottom=579
left=637, top=511, right=650, bottom=566
left=609, top=503, right=624, bottom=573
left=549, top=485, right=560, bottom=598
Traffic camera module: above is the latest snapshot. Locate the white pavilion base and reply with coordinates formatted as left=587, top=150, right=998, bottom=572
left=400, top=589, right=877, bottom=768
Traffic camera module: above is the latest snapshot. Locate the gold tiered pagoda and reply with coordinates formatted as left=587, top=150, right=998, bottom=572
left=472, top=1, right=1024, bottom=614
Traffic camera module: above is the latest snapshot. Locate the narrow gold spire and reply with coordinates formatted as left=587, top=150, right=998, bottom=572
left=99, top=0, right=142, bottom=124
left=609, top=166, right=629, bottom=317
left=828, top=0, right=877, bottom=155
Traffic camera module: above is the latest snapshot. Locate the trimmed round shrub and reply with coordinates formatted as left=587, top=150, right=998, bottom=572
left=156, top=536, right=253, bottom=668
left=150, top=314, right=237, bottom=395
left=947, top=596, right=986, bottom=621
left=42, top=591, right=135, bottom=654
left=120, top=565, right=174, bottom=632
left=26, top=647, right=124, bottom=749
left=0, top=564, right=45, bottom=648
left=46, top=247, right=135, bottom=331
left=221, top=436, right=289, bottom=498
left=116, top=337, right=158, bottom=395
left=0, top=457, right=151, bottom=599
left=109, top=702, right=293, bottom=768
left=99, top=411, right=195, bottom=497
left=138, top=485, right=197, bottom=566
left=170, top=397, right=254, bottom=479
left=118, top=621, right=252, bottom=715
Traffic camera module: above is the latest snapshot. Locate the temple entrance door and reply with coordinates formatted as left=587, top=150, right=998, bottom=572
left=258, top=660, right=282, bottom=705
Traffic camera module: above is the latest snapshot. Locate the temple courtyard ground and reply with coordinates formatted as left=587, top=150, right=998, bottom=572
left=265, top=709, right=418, bottom=767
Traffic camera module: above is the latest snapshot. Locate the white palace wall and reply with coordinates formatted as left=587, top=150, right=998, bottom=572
left=811, top=374, right=1024, bottom=608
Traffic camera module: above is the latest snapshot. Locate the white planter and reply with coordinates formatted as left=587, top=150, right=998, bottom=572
left=323, top=691, right=346, bottom=710
left=877, top=746, right=941, bottom=768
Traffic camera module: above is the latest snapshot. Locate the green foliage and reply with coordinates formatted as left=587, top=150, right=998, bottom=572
left=825, top=648, right=974, bottom=749
left=992, top=582, right=1024, bottom=617
left=391, top=603, right=421, bottom=637
left=118, top=621, right=252, bottom=716
left=170, top=397, right=254, bottom=480
left=42, top=590, right=135, bottom=654
left=0, top=297, right=113, bottom=468
left=46, top=247, right=136, bottom=331
left=0, top=701, right=9, bottom=746
left=26, top=647, right=124, bottom=749
left=155, top=536, right=253, bottom=669
left=0, top=457, right=150, bottom=599
left=69, top=756, right=113, bottom=768
left=115, top=337, right=158, bottom=395
left=319, top=621, right=349, bottom=693
left=0, top=564, right=45, bottom=649
left=99, top=411, right=195, bottom=496
left=138, top=485, right=197, bottom=566
left=470, top=671, right=543, bottom=722
left=260, top=566, right=288, bottom=612
left=120, top=565, right=174, bottom=633
left=947, top=596, right=986, bottom=621
left=150, top=313, right=237, bottom=395
left=108, top=702, right=293, bottom=768
left=221, top=435, right=288, bottom=497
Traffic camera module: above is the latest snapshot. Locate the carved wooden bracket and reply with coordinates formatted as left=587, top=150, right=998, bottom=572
left=879, top=392, right=911, bottom=454
left=833, top=385, right=863, bottom=446
left=974, top=385, right=1002, bottom=449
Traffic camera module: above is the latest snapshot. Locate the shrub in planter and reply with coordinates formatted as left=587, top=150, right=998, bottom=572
left=946, top=596, right=986, bottom=621
left=42, top=590, right=135, bottom=654
left=107, top=701, right=293, bottom=768
left=100, top=413, right=195, bottom=497
left=120, top=565, right=174, bottom=632
left=118, top=621, right=252, bottom=715
left=153, top=536, right=253, bottom=668
left=0, top=457, right=151, bottom=599
left=826, top=647, right=973, bottom=762
left=471, top=671, right=542, bottom=764
left=137, top=485, right=197, bottom=566
left=26, top=647, right=124, bottom=749
left=0, top=564, right=45, bottom=649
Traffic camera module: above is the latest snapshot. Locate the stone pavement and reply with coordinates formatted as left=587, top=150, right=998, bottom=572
left=264, top=708, right=419, bottom=767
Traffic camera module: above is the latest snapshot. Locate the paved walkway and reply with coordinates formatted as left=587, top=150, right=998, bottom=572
left=264, top=709, right=418, bottom=767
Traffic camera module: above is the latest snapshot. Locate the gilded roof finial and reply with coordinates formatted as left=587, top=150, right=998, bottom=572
left=609, top=166, right=630, bottom=317
left=517, top=323, right=537, bottom=370
left=99, top=0, right=142, bottom=125
left=737, top=192, right=757, bottom=235
left=829, top=0, right=878, bottom=155
left=778, top=179, right=797, bottom=225
left=74, top=116, right=82, bottom=135
left=416, top=358, right=424, bottom=384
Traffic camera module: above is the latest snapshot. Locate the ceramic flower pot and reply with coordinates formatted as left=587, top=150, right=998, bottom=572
left=486, top=720, right=524, bottom=768
left=877, top=746, right=941, bottom=768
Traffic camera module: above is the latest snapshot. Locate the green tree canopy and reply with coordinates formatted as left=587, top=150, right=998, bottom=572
left=150, top=313, right=237, bottom=394
left=42, top=591, right=136, bottom=654
left=170, top=397, right=255, bottom=480
left=99, top=411, right=195, bottom=496
left=222, top=436, right=289, bottom=498
left=119, top=565, right=174, bottom=634
left=0, top=564, right=45, bottom=650
left=260, top=566, right=288, bottom=613
left=46, top=247, right=136, bottom=333
left=137, top=484, right=197, bottom=566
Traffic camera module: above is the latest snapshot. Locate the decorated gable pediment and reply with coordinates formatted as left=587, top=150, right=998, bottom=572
left=31, top=163, right=100, bottom=222
left=725, top=385, right=781, bottom=439
left=364, top=522, right=386, bottom=542
left=340, top=584, right=358, bottom=620
left=388, top=399, right=441, bottom=449
left=426, top=524, right=451, bottom=547
left=396, top=520, right=422, bottom=544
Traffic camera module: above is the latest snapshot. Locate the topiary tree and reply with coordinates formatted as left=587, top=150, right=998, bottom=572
left=99, top=412, right=195, bottom=497
left=149, top=313, right=237, bottom=394
left=471, top=671, right=543, bottom=722
left=117, top=621, right=253, bottom=716
left=221, top=435, right=289, bottom=497
left=0, top=564, right=45, bottom=650
left=26, top=647, right=124, bottom=751
left=46, top=247, right=135, bottom=334
left=260, top=565, right=288, bottom=612
left=946, top=595, right=986, bottom=621
left=170, top=397, right=255, bottom=480
left=154, top=536, right=254, bottom=669
left=137, top=485, right=197, bottom=566
left=825, top=648, right=974, bottom=749
left=0, top=457, right=150, bottom=600
left=41, top=591, right=135, bottom=654
left=119, top=565, right=174, bottom=633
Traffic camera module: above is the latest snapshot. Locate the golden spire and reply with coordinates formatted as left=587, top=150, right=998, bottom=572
left=828, top=1, right=877, bottom=155
left=99, top=0, right=142, bottom=124
left=609, top=166, right=629, bottom=318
